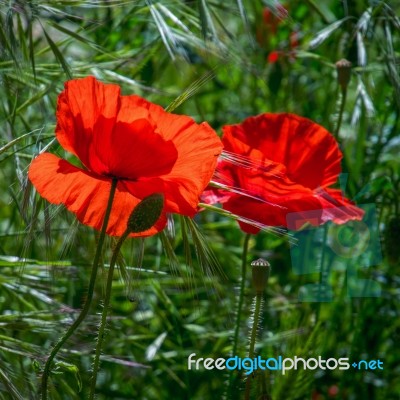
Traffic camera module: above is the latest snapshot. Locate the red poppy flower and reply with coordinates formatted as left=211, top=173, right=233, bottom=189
left=203, top=113, right=364, bottom=234
left=29, top=76, right=222, bottom=237
left=267, top=50, right=280, bottom=64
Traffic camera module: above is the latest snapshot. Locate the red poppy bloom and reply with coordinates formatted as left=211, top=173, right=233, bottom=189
left=204, top=113, right=364, bottom=234
left=29, top=76, right=222, bottom=237
left=267, top=50, right=280, bottom=64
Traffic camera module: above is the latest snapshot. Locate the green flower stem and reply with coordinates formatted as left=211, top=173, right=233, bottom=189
left=244, top=292, right=263, bottom=400
left=89, top=229, right=130, bottom=399
left=334, top=84, right=358, bottom=196
left=334, top=87, right=347, bottom=139
left=316, top=223, right=329, bottom=320
left=41, top=178, right=118, bottom=400
left=227, top=233, right=251, bottom=398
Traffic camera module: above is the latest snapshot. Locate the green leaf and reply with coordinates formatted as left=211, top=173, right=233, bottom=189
left=309, top=18, right=350, bottom=49
left=42, top=26, right=72, bottom=79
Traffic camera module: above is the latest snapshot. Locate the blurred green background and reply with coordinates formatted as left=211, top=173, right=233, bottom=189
left=0, top=0, right=399, bottom=399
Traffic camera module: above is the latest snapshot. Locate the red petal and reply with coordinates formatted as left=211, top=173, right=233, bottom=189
left=216, top=150, right=314, bottom=206
left=101, top=117, right=178, bottom=179
left=317, top=188, right=365, bottom=224
left=201, top=186, right=232, bottom=205
left=123, top=176, right=203, bottom=217
left=225, top=192, right=322, bottom=233
left=55, top=76, right=121, bottom=175
left=93, top=94, right=180, bottom=179
left=222, top=113, right=342, bottom=190
left=142, top=101, right=223, bottom=214
left=28, top=153, right=166, bottom=237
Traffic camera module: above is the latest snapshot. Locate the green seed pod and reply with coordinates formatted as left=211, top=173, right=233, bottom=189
left=336, top=59, right=352, bottom=90
left=251, top=258, right=271, bottom=294
left=127, top=193, right=164, bottom=234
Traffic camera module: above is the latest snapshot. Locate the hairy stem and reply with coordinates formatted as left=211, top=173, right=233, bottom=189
left=89, top=230, right=130, bottom=399
left=244, top=293, right=263, bottom=400
left=334, top=87, right=347, bottom=138
left=41, top=178, right=118, bottom=400
left=227, top=233, right=251, bottom=398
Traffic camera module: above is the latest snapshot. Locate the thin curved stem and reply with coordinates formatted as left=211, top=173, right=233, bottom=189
left=41, top=178, right=118, bottom=400
left=227, top=233, right=251, bottom=398
left=89, top=230, right=130, bottom=399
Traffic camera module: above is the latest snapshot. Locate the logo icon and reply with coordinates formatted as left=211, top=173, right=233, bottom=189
left=287, top=177, right=382, bottom=302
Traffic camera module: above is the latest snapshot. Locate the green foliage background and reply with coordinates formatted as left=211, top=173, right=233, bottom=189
left=0, top=0, right=399, bottom=399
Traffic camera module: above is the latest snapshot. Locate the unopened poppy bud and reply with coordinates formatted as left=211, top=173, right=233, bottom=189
left=335, top=59, right=352, bottom=90
left=127, top=193, right=164, bottom=233
left=251, top=258, right=271, bottom=293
